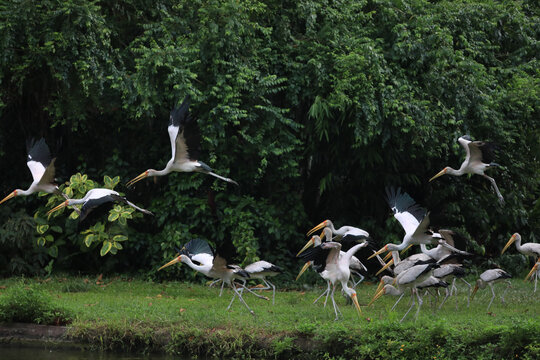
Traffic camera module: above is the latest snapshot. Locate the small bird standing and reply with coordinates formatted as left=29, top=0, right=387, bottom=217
left=244, top=260, right=283, bottom=305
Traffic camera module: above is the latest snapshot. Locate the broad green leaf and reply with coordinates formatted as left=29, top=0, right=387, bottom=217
left=37, top=224, right=49, bottom=234
left=100, top=241, right=113, bottom=256
left=48, top=246, right=58, bottom=258
left=84, top=234, right=95, bottom=247
left=113, top=235, right=128, bottom=242
left=113, top=242, right=123, bottom=250
left=51, top=226, right=63, bottom=233
left=37, top=237, right=46, bottom=247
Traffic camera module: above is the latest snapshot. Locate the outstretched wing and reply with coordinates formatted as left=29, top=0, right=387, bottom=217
left=79, top=195, right=116, bottom=223
left=39, top=158, right=57, bottom=185
left=385, top=187, right=426, bottom=236
left=169, top=96, right=202, bottom=163
left=181, top=238, right=214, bottom=258
left=298, top=245, right=332, bottom=273
left=468, top=141, right=497, bottom=165
left=26, top=138, right=52, bottom=183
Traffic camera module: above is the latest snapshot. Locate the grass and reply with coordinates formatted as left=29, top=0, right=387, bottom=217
left=0, top=275, right=538, bottom=359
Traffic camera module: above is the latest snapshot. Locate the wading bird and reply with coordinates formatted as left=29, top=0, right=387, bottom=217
left=432, top=264, right=471, bottom=308
left=126, top=96, right=237, bottom=187
left=429, top=135, right=504, bottom=204
left=369, top=187, right=437, bottom=259
left=306, top=220, right=369, bottom=243
left=0, top=138, right=67, bottom=205
left=244, top=261, right=283, bottom=305
left=298, top=241, right=367, bottom=320
left=501, top=233, right=540, bottom=262
left=471, top=268, right=512, bottom=311
left=46, top=188, right=153, bottom=224
left=421, top=230, right=473, bottom=264
left=369, top=263, right=438, bottom=322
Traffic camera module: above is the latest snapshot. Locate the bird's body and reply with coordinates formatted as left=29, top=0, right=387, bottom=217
left=501, top=233, right=540, bottom=260
left=46, top=188, right=153, bottom=224
left=159, top=238, right=256, bottom=315
left=244, top=260, right=283, bottom=304
left=471, top=268, right=512, bottom=311
left=126, top=96, right=237, bottom=187
left=429, top=135, right=504, bottom=203
left=0, top=138, right=67, bottom=205
left=306, top=220, right=369, bottom=243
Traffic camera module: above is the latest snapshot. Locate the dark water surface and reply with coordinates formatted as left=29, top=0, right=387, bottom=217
left=0, top=344, right=178, bottom=360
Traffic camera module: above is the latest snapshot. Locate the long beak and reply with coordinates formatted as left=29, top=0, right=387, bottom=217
left=306, top=220, right=327, bottom=236
left=525, top=263, right=538, bottom=281
left=351, top=293, right=362, bottom=315
left=126, top=171, right=149, bottom=187
left=0, top=190, right=17, bottom=205
left=296, top=262, right=311, bottom=281
left=46, top=200, right=69, bottom=215
left=376, top=259, right=394, bottom=276
left=501, top=234, right=516, bottom=255
left=368, top=245, right=388, bottom=260
left=383, top=252, right=393, bottom=262
left=470, top=285, right=479, bottom=301
left=429, top=168, right=447, bottom=182
left=375, top=278, right=385, bottom=294
left=296, top=237, right=315, bottom=257
left=400, top=244, right=413, bottom=257
left=158, top=256, right=181, bottom=271
left=368, top=288, right=385, bottom=306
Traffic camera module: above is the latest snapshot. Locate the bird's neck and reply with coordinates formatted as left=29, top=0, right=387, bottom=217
left=15, top=188, right=32, bottom=197
left=391, top=251, right=401, bottom=264
left=385, top=285, right=402, bottom=296
left=149, top=168, right=170, bottom=177
left=68, top=198, right=86, bottom=206
left=344, top=243, right=366, bottom=260
left=447, top=167, right=464, bottom=176
left=182, top=257, right=207, bottom=274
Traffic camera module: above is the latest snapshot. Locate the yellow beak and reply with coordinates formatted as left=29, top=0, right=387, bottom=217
left=429, top=168, right=447, bottom=182
left=46, top=200, right=69, bottom=216
left=297, top=237, right=315, bottom=257
left=525, top=263, right=538, bottom=281
left=400, top=244, right=413, bottom=257
left=296, top=261, right=311, bottom=281
left=126, top=170, right=149, bottom=187
left=501, top=234, right=516, bottom=255
left=368, top=245, right=388, bottom=260
left=376, top=259, right=394, bottom=276
left=0, top=190, right=17, bottom=205
left=158, top=256, right=181, bottom=271
left=375, top=278, right=385, bottom=295
left=306, top=220, right=328, bottom=236
left=351, top=293, right=362, bottom=315
left=383, top=252, right=392, bottom=262
left=470, top=285, right=479, bottom=301
left=368, top=288, right=385, bottom=306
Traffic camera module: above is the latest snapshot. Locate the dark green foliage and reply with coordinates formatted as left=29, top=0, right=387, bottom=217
left=0, top=0, right=538, bottom=278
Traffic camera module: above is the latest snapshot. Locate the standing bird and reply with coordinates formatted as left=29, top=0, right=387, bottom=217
left=0, top=138, right=67, bottom=205
left=306, top=220, right=369, bottom=243
left=429, top=135, right=504, bottom=204
left=501, top=233, right=540, bottom=262
left=158, top=238, right=256, bottom=315
left=244, top=260, right=283, bottom=305
left=471, top=268, right=512, bottom=311
left=298, top=241, right=366, bottom=320
left=369, top=187, right=437, bottom=259
left=46, top=188, right=153, bottom=224
left=525, top=261, right=539, bottom=292
left=126, top=96, right=238, bottom=187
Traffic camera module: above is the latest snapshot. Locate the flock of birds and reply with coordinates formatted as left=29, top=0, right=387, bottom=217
left=1, top=96, right=538, bottom=321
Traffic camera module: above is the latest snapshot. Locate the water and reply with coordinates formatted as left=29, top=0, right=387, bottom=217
left=0, top=344, right=176, bottom=360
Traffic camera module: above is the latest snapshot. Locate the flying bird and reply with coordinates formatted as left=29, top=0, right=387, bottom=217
left=429, top=135, right=504, bottom=204
left=306, top=220, right=369, bottom=243
left=0, top=138, right=67, bottom=205
left=471, top=268, right=512, bottom=311
left=126, top=96, right=238, bottom=187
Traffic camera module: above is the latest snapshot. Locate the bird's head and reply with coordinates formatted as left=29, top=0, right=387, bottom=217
left=46, top=200, right=70, bottom=216
left=0, top=189, right=20, bottom=205
left=158, top=254, right=186, bottom=271
left=375, top=258, right=394, bottom=276
left=368, top=244, right=390, bottom=260
left=349, top=292, right=362, bottom=316
left=306, top=220, right=330, bottom=236
left=429, top=167, right=448, bottom=182
left=501, top=233, right=519, bottom=255
left=126, top=170, right=154, bottom=187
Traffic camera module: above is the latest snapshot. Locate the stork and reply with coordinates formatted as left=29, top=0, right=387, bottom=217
left=306, top=220, right=369, bottom=243
left=244, top=260, right=283, bottom=304
left=0, top=138, right=67, bottom=205
left=429, top=135, right=504, bottom=204
left=471, top=269, right=512, bottom=311
left=126, top=96, right=238, bottom=187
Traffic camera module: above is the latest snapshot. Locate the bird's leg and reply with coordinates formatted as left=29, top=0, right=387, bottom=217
left=238, top=282, right=269, bottom=300
left=400, top=290, right=415, bottom=323
left=391, top=293, right=405, bottom=311
left=487, top=283, right=496, bottom=311
left=500, top=280, right=511, bottom=304
left=208, top=279, right=221, bottom=288
left=219, top=280, right=225, bottom=297
left=450, top=278, right=458, bottom=296
left=323, top=281, right=331, bottom=307
left=313, top=287, right=329, bottom=305
left=535, top=270, right=538, bottom=293
left=414, top=288, right=424, bottom=321
left=438, top=287, right=450, bottom=310
left=263, top=279, right=276, bottom=305
left=228, top=281, right=255, bottom=316
left=330, top=284, right=340, bottom=321
left=351, top=272, right=365, bottom=288
left=482, top=174, right=504, bottom=204
left=207, top=171, right=239, bottom=186
left=460, top=279, right=472, bottom=308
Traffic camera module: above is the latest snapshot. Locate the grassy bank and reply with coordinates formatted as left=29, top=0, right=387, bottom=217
left=0, top=276, right=538, bottom=359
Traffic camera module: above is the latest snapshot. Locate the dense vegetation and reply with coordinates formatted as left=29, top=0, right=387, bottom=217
left=0, top=0, right=538, bottom=278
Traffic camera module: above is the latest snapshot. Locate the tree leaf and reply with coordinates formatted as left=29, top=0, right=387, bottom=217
left=100, top=241, right=113, bottom=256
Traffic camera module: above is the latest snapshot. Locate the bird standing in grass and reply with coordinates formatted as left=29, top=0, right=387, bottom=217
left=471, top=268, right=512, bottom=311
left=244, top=260, right=283, bottom=305
left=126, top=96, right=237, bottom=187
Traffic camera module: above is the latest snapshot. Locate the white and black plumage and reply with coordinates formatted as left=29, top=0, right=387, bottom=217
left=433, top=264, right=471, bottom=308
left=375, top=250, right=433, bottom=277
left=126, top=96, right=237, bottom=187
left=0, top=138, right=67, bottom=205
left=244, top=261, right=283, bottom=305
left=298, top=241, right=367, bottom=320
left=369, top=263, right=438, bottom=322
left=306, top=220, right=369, bottom=243
left=46, top=188, right=153, bottom=224
left=424, top=230, right=473, bottom=264
left=471, top=268, right=512, bottom=311
left=429, top=135, right=504, bottom=204
left=158, top=238, right=256, bottom=315
left=369, top=187, right=437, bottom=259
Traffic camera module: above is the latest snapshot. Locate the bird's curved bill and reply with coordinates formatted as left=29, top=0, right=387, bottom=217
left=306, top=220, right=327, bottom=236
left=400, top=244, right=413, bottom=257
left=368, top=288, right=385, bottom=307
left=351, top=293, right=362, bottom=315
left=470, top=285, right=479, bottom=301
left=376, top=259, right=394, bottom=276
left=126, top=171, right=149, bottom=187
left=368, top=245, right=388, bottom=260
left=383, top=252, right=393, bottom=262
left=296, top=237, right=315, bottom=257
left=46, top=200, right=69, bottom=216
left=0, top=190, right=17, bottom=205
left=524, top=263, right=538, bottom=281
left=501, top=234, right=516, bottom=255
left=158, top=256, right=181, bottom=271
left=429, top=168, right=447, bottom=182
left=296, top=261, right=311, bottom=281
left=375, top=278, right=385, bottom=294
